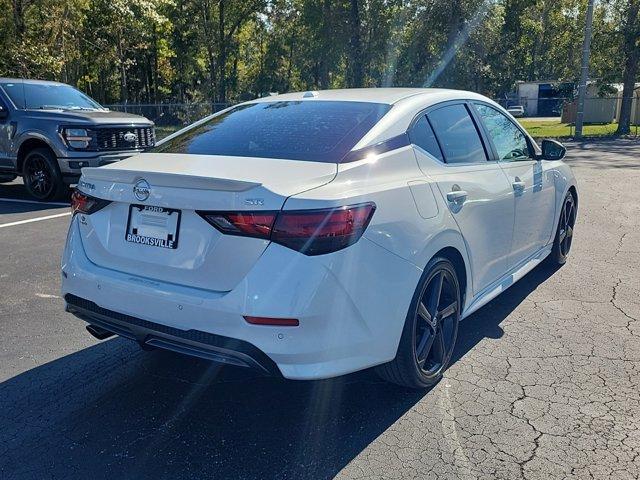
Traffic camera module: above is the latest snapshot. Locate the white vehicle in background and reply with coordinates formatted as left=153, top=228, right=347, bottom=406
left=62, top=88, right=577, bottom=389
left=506, top=105, right=526, bottom=117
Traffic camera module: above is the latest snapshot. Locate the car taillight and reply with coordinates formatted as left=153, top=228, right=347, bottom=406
left=272, top=204, right=376, bottom=255
left=197, top=203, right=376, bottom=256
left=199, top=212, right=278, bottom=238
left=71, top=190, right=111, bottom=215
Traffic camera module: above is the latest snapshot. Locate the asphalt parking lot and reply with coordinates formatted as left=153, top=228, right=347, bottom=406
left=1, top=139, right=639, bottom=480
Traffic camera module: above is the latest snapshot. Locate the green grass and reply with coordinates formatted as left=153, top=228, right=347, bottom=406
left=518, top=119, right=636, bottom=139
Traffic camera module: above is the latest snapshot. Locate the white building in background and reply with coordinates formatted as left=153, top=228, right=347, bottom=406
left=515, top=81, right=573, bottom=117
left=560, top=83, right=640, bottom=124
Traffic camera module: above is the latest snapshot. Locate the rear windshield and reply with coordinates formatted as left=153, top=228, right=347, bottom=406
left=153, top=100, right=391, bottom=163
left=0, top=81, right=103, bottom=110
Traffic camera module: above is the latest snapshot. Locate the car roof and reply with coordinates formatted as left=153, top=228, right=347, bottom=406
left=0, top=78, right=69, bottom=86
left=249, top=87, right=467, bottom=105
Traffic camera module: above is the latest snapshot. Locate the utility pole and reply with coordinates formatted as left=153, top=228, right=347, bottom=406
left=575, top=0, right=595, bottom=138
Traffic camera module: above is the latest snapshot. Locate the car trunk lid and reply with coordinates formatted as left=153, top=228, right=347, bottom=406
left=76, top=153, right=337, bottom=291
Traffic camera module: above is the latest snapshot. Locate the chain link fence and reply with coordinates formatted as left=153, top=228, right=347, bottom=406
left=497, top=96, right=640, bottom=123
left=106, top=97, right=640, bottom=141
left=104, top=102, right=232, bottom=140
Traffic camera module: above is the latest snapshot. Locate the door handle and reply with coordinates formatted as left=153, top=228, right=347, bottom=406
left=446, top=190, right=468, bottom=204
left=512, top=180, right=526, bottom=193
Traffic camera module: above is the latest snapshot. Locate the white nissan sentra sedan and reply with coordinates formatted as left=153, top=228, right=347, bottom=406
left=62, top=88, right=577, bottom=388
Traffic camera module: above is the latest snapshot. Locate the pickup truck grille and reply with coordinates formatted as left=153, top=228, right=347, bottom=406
left=95, top=127, right=155, bottom=151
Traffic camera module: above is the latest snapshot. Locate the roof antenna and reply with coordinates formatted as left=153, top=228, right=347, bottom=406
left=303, top=91, right=319, bottom=98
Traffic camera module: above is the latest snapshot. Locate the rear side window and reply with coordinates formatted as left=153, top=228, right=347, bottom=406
left=427, top=104, right=487, bottom=164
left=153, top=100, right=391, bottom=163
left=409, top=115, right=443, bottom=161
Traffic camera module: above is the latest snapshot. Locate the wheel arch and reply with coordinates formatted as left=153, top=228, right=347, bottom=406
left=551, top=183, right=578, bottom=242
left=568, top=184, right=578, bottom=210
left=17, top=136, right=58, bottom=174
left=416, top=229, right=473, bottom=311
left=433, top=246, right=468, bottom=308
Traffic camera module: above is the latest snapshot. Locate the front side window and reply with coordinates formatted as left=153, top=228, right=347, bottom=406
left=154, top=100, right=391, bottom=163
left=427, top=104, right=487, bottom=164
left=475, top=104, right=531, bottom=162
left=0, top=82, right=103, bottom=111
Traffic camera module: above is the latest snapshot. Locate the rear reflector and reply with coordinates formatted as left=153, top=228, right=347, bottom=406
left=244, top=316, right=299, bottom=327
left=197, top=202, right=376, bottom=256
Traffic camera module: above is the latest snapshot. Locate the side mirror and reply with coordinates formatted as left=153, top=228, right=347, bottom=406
left=539, top=139, right=566, bottom=161
left=0, top=104, right=8, bottom=120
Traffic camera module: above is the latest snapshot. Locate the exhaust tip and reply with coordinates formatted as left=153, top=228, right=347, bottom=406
left=86, top=324, right=115, bottom=340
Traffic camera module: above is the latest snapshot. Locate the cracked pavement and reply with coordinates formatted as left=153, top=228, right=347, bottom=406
left=1, top=139, right=639, bottom=479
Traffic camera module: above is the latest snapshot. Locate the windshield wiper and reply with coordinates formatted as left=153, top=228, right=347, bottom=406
left=37, top=105, right=101, bottom=111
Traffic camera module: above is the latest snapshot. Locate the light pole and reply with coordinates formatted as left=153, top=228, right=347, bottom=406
left=575, top=0, right=595, bottom=138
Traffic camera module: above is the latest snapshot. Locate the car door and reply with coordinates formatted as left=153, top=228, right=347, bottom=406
left=472, top=103, right=556, bottom=267
left=0, top=92, right=13, bottom=171
left=411, top=103, right=515, bottom=295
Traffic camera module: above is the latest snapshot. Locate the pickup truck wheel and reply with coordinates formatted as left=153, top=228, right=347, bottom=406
left=22, top=148, right=67, bottom=201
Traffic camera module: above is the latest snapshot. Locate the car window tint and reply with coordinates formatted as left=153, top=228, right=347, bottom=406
left=427, top=105, right=487, bottom=164
left=409, top=115, right=443, bottom=161
left=153, top=100, right=391, bottom=163
left=475, top=104, right=531, bottom=162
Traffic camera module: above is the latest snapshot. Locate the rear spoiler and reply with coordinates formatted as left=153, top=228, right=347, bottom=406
left=80, top=167, right=260, bottom=192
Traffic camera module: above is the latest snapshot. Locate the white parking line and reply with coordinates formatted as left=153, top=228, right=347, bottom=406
left=0, top=197, right=69, bottom=207
left=0, top=212, right=71, bottom=228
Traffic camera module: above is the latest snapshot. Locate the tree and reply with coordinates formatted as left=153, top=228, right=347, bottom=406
left=346, top=0, right=364, bottom=87
left=0, top=0, right=634, bottom=112
left=617, top=0, right=640, bottom=134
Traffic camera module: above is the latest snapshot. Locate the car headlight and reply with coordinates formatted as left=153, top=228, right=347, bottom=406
left=61, top=127, right=95, bottom=149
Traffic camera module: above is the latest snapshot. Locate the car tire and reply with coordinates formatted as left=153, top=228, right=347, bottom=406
left=548, top=191, right=576, bottom=265
left=376, top=256, right=461, bottom=389
left=22, top=147, right=68, bottom=201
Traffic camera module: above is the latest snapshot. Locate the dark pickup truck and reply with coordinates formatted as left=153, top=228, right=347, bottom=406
left=0, top=78, right=154, bottom=200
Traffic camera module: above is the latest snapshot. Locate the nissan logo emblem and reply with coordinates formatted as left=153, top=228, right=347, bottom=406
left=133, top=179, right=151, bottom=201
left=123, top=132, right=137, bottom=143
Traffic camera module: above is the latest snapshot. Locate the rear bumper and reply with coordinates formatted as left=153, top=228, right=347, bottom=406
left=65, top=294, right=281, bottom=375
left=61, top=217, right=422, bottom=380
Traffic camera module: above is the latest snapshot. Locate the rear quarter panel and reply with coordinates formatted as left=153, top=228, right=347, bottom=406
left=284, top=146, right=473, bottom=310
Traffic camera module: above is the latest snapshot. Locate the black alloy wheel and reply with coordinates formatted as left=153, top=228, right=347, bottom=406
left=22, top=147, right=67, bottom=201
left=377, top=257, right=461, bottom=389
left=24, top=153, right=54, bottom=199
left=414, top=266, right=460, bottom=380
left=558, top=194, right=576, bottom=257
left=549, top=191, right=577, bottom=265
